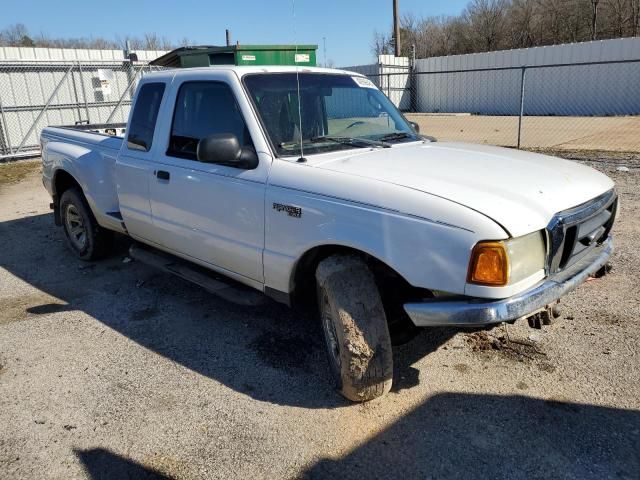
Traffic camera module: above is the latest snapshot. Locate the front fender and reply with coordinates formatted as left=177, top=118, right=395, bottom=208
left=263, top=184, right=506, bottom=297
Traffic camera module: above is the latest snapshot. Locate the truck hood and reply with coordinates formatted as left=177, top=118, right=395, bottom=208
left=312, top=142, right=615, bottom=237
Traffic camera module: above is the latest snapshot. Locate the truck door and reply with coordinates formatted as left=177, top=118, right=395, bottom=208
left=147, top=78, right=268, bottom=284
left=116, top=82, right=166, bottom=243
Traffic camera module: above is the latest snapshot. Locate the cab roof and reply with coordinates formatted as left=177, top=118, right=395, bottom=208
left=143, top=65, right=363, bottom=82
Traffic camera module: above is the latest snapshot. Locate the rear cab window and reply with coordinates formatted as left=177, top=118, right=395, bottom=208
left=127, top=82, right=166, bottom=152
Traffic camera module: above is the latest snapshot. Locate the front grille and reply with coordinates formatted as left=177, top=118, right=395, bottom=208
left=546, top=189, right=617, bottom=274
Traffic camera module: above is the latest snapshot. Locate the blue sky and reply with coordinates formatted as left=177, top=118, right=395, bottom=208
left=3, top=0, right=469, bottom=66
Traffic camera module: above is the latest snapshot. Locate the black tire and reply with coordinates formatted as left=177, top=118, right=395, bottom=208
left=60, top=188, right=112, bottom=261
left=315, top=255, right=393, bottom=402
left=593, top=262, right=612, bottom=278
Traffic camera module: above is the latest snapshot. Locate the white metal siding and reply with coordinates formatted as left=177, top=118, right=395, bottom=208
left=413, top=38, right=640, bottom=115
left=0, top=46, right=167, bottom=62
left=0, top=48, right=166, bottom=155
left=344, top=55, right=412, bottom=110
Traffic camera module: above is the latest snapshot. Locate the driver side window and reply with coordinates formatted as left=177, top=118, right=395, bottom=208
left=167, top=81, right=252, bottom=160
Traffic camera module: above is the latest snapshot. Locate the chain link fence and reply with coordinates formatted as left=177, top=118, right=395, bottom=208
left=365, top=59, right=640, bottom=154
left=0, top=60, right=161, bottom=159
left=2, top=56, right=639, bottom=159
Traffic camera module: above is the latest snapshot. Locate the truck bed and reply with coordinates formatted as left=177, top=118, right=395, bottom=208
left=41, top=125, right=125, bottom=233
left=60, top=122, right=127, bottom=138
left=42, top=124, right=125, bottom=149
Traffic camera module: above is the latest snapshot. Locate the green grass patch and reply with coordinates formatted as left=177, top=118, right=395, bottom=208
left=0, top=160, right=41, bottom=188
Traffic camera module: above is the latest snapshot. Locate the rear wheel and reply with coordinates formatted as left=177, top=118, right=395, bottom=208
left=60, top=188, right=112, bottom=261
left=316, top=255, right=393, bottom=402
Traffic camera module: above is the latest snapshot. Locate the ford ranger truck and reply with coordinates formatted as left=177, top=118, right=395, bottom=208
left=41, top=66, right=617, bottom=402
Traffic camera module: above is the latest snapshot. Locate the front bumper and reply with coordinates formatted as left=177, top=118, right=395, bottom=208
left=404, top=236, right=613, bottom=327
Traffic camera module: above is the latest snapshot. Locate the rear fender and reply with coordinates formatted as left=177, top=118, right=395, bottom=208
left=45, top=140, right=120, bottom=230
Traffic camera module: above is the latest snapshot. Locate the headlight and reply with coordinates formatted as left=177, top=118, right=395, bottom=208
left=468, top=231, right=546, bottom=287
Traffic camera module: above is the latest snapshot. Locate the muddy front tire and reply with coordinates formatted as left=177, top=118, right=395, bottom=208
left=316, top=255, right=393, bottom=402
left=60, top=188, right=112, bottom=261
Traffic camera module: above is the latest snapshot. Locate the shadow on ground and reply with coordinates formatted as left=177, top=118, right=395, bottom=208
left=73, top=394, right=640, bottom=479
left=0, top=213, right=453, bottom=408
left=75, top=448, right=171, bottom=480
left=302, top=392, right=640, bottom=479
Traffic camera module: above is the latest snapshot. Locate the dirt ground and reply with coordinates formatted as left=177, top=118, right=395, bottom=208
left=0, top=156, right=639, bottom=479
left=406, top=114, right=640, bottom=152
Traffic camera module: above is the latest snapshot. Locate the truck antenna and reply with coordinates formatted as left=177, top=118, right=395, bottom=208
left=292, top=0, right=306, bottom=163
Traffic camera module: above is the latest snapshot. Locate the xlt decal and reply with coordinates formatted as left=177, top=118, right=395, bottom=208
left=273, top=203, right=302, bottom=218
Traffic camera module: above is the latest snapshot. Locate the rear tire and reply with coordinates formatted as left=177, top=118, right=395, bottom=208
left=315, top=255, right=393, bottom=402
left=60, top=188, right=112, bottom=261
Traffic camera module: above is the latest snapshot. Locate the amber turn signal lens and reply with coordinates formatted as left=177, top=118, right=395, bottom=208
left=467, top=242, right=509, bottom=286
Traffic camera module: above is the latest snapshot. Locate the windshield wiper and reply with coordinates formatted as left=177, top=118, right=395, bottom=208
left=377, top=132, right=416, bottom=142
left=309, top=135, right=391, bottom=148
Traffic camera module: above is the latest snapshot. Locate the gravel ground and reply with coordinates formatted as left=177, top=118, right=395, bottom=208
left=0, top=157, right=638, bottom=479
left=406, top=114, right=640, bottom=152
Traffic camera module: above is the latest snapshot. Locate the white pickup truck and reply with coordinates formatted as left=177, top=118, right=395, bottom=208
left=41, top=66, right=617, bottom=402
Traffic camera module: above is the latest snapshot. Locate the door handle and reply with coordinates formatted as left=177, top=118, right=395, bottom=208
left=155, top=170, right=170, bottom=181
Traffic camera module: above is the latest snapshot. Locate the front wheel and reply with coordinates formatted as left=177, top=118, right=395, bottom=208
left=60, top=188, right=112, bottom=261
left=316, top=255, right=393, bottom=402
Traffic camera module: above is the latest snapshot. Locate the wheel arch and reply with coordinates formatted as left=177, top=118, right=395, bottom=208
left=288, top=244, right=430, bottom=339
left=291, top=244, right=395, bottom=295
left=51, top=169, right=83, bottom=225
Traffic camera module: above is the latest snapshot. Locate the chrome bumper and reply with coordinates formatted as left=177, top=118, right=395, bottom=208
left=404, top=237, right=613, bottom=327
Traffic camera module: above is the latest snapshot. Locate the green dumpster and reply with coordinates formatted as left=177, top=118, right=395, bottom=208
left=150, top=44, right=318, bottom=68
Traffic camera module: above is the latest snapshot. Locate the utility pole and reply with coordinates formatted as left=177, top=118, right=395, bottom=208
left=225, top=29, right=231, bottom=47
left=323, top=37, right=327, bottom=67
left=393, top=0, right=401, bottom=56
left=591, top=0, right=599, bottom=40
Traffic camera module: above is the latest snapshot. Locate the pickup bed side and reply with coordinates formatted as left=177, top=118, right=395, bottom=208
left=42, top=127, right=125, bottom=233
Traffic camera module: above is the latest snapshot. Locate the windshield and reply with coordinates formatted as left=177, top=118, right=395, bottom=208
left=243, top=73, right=419, bottom=156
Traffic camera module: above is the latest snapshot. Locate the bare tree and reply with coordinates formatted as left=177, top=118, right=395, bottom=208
left=370, top=0, right=638, bottom=62
left=507, top=0, right=538, bottom=47
left=631, top=0, right=640, bottom=35
left=464, top=0, right=508, bottom=51
left=0, top=24, right=177, bottom=50
left=371, top=29, right=393, bottom=57
left=605, top=0, right=628, bottom=36
left=0, top=23, right=34, bottom=46
left=143, top=33, right=162, bottom=50
left=0, top=23, right=180, bottom=51
left=437, top=16, right=467, bottom=55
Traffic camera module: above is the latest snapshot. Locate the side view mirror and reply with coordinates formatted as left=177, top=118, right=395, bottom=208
left=197, top=133, right=258, bottom=169
left=409, top=121, right=420, bottom=133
